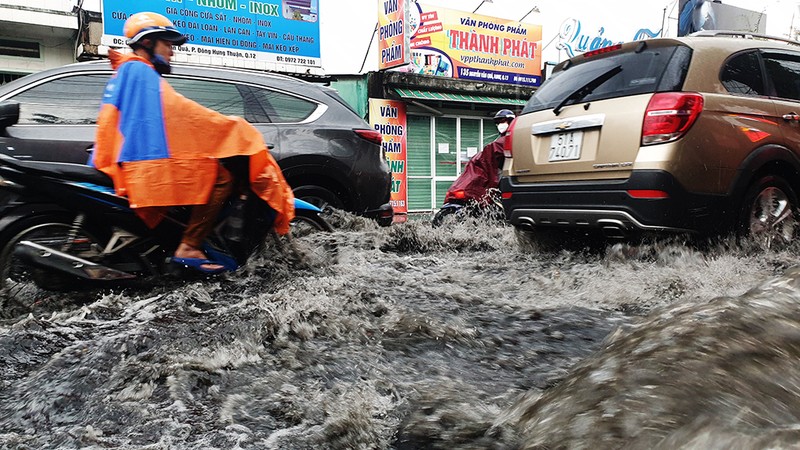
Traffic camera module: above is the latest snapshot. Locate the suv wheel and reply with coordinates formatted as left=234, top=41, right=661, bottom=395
left=739, top=175, right=800, bottom=249
left=293, top=185, right=344, bottom=211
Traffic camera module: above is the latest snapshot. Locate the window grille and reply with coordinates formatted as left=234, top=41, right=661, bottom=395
left=0, top=39, right=40, bottom=59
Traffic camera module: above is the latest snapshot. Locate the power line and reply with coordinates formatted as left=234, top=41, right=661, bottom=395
left=359, top=22, right=378, bottom=74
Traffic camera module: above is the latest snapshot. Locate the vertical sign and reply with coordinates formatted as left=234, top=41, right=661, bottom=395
left=370, top=99, right=408, bottom=214
left=378, top=0, right=410, bottom=70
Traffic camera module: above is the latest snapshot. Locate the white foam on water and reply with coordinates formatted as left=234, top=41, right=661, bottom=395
left=1, top=214, right=799, bottom=448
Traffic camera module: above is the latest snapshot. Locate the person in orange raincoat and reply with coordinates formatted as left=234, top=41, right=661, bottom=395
left=92, top=12, right=295, bottom=273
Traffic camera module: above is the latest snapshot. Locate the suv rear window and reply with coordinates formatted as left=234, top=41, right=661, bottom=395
left=522, top=44, right=691, bottom=114
left=762, top=51, right=800, bottom=101
left=721, top=51, right=766, bottom=96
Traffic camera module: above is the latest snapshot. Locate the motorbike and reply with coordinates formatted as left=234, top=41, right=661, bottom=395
left=0, top=153, right=331, bottom=292
left=431, top=188, right=505, bottom=227
left=432, top=137, right=506, bottom=227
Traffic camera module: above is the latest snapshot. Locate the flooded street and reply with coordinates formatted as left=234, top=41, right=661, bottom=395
left=2, top=212, right=800, bottom=449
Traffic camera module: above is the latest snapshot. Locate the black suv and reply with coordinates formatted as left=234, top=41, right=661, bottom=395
left=0, top=61, right=393, bottom=225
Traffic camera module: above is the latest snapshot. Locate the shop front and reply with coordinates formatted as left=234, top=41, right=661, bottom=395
left=334, top=70, right=533, bottom=218
left=396, top=93, right=529, bottom=214
left=365, top=1, right=541, bottom=218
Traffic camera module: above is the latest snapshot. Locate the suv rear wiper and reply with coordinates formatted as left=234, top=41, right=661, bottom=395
left=553, top=65, right=623, bottom=116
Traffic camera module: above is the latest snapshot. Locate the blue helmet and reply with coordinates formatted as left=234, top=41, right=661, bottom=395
left=494, top=109, right=516, bottom=122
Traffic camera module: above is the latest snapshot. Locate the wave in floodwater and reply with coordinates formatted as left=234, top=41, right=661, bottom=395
left=512, top=266, right=800, bottom=449
left=1, top=211, right=800, bottom=449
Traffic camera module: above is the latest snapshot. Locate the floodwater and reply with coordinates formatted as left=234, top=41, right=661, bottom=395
left=2, top=211, right=800, bottom=449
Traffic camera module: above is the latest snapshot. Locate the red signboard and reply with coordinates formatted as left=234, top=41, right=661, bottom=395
left=369, top=99, right=408, bottom=214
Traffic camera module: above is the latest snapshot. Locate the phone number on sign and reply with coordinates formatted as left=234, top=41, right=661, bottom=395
left=276, top=56, right=316, bottom=65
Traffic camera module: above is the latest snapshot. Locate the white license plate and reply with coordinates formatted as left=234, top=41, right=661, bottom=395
left=548, top=131, right=583, bottom=162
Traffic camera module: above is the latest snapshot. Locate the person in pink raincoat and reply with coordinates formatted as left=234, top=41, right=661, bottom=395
left=433, top=109, right=515, bottom=226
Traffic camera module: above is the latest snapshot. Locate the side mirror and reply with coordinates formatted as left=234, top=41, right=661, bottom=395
left=0, top=101, right=20, bottom=130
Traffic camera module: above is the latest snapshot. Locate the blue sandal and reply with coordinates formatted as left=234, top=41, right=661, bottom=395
left=170, top=257, right=232, bottom=274
left=170, top=244, right=239, bottom=275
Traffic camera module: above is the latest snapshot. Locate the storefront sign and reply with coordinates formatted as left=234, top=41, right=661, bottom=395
left=401, top=3, right=542, bottom=87
left=101, top=0, right=321, bottom=68
left=556, top=19, right=623, bottom=59
left=369, top=99, right=408, bottom=214
left=556, top=18, right=662, bottom=58
left=678, top=0, right=765, bottom=36
left=378, top=0, right=411, bottom=70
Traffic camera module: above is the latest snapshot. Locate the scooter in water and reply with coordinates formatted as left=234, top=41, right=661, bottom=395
left=0, top=154, right=331, bottom=292
left=433, top=109, right=515, bottom=227
left=431, top=188, right=505, bottom=227
left=432, top=137, right=506, bottom=227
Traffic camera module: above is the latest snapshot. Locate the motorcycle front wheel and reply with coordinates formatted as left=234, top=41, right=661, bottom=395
left=0, top=214, right=103, bottom=295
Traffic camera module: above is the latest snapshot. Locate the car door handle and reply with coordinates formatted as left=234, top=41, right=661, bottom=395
left=782, top=113, right=800, bottom=121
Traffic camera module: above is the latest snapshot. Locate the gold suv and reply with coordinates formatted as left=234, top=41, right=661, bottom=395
left=501, top=31, right=800, bottom=247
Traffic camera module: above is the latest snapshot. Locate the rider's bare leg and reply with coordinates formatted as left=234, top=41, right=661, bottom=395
left=175, top=164, right=234, bottom=270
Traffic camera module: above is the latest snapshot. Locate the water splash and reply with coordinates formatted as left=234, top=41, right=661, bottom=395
left=0, top=214, right=798, bottom=448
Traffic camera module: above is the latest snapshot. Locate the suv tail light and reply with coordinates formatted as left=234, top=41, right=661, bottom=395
left=354, top=129, right=383, bottom=145
left=642, top=92, right=704, bottom=145
left=503, top=117, right=518, bottom=158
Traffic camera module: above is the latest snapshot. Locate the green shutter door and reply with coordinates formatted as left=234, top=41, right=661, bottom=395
left=433, top=117, right=457, bottom=211
left=406, top=114, right=503, bottom=212
left=407, top=115, right=432, bottom=211
left=461, top=119, right=481, bottom=171
left=435, top=180, right=452, bottom=206
left=434, top=117, right=457, bottom=178
left=483, top=119, right=499, bottom=146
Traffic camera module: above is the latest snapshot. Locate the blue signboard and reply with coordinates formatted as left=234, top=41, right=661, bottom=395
left=101, top=0, right=320, bottom=67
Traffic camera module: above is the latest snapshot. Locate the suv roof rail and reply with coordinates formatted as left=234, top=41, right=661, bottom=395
left=688, top=30, right=800, bottom=47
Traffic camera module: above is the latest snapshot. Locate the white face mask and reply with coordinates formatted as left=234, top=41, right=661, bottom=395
left=496, top=123, right=509, bottom=134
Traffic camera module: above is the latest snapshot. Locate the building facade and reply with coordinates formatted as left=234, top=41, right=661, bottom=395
left=0, top=1, right=79, bottom=83
left=0, top=0, right=536, bottom=217
left=333, top=70, right=533, bottom=215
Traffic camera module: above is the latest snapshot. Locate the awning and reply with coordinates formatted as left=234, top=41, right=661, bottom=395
left=393, top=88, right=528, bottom=106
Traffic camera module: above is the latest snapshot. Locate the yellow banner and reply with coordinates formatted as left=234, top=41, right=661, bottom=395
left=404, top=4, right=542, bottom=86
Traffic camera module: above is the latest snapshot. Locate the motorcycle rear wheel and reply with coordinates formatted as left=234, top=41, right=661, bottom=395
left=432, top=206, right=460, bottom=227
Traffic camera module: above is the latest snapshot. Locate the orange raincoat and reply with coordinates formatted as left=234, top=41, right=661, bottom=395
left=92, top=50, right=294, bottom=233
